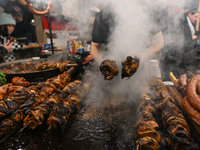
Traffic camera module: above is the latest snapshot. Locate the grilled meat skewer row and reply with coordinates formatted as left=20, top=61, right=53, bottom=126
left=47, top=82, right=90, bottom=131
left=135, top=94, right=161, bottom=150
left=151, top=78, right=198, bottom=150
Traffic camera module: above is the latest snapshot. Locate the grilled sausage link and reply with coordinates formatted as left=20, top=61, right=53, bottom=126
left=178, top=74, right=187, bottom=96
left=182, top=96, right=200, bottom=129
left=18, top=0, right=27, bottom=5
left=186, top=75, right=200, bottom=112
left=28, top=0, right=51, bottom=15
left=167, top=86, right=183, bottom=110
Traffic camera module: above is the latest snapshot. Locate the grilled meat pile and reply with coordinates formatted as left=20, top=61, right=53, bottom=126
left=2, top=60, right=73, bottom=74
left=150, top=78, right=199, bottom=150
left=121, top=56, right=139, bottom=79
left=135, top=94, right=161, bottom=150
left=0, top=110, right=24, bottom=139
left=23, top=80, right=90, bottom=131
left=0, top=68, right=75, bottom=140
left=99, top=59, right=119, bottom=80
left=0, top=77, right=30, bottom=100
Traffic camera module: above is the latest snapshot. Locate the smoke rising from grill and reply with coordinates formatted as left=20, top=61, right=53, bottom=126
left=30, top=0, right=196, bottom=99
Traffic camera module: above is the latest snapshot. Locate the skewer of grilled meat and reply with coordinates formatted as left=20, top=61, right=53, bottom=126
left=0, top=110, right=24, bottom=139
left=135, top=94, right=161, bottom=150
left=151, top=78, right=198, bottom=150
left=47, top=95, right=80, bottom=131
left=47, top=82, right=91, bottom=131
left=99, top=59, right=119, bottom=80
left=22, top=93, right=60, bottom=130
left=121, top=56, right=139, bottom=79
left=28, top=70, right=72, bottom=108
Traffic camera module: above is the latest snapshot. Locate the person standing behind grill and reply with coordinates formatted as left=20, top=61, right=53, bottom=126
left=0, top=12, right=24, bottom=63
left=10, top=6, right=37, bottom=45
left=160, top=8, right=200, bottom=81
left=90, top=4, right=164, bottom=66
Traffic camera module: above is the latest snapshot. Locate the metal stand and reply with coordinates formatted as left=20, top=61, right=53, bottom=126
left=47, top=10, right=54, bottom=54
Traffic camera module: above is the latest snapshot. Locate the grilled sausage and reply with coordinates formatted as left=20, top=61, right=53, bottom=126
left=182, top=96, right=200, bottom=127
left=186, top=75, right=200, bottom=111
left=167, top=86, right=183, bottom=110
left=197, top=81, right=200, bottom=95
left=178, top=74, right=187, bottom=96
left=28, top=0, right=51, bottom=16
left=18, top=0, right=27, bottom=5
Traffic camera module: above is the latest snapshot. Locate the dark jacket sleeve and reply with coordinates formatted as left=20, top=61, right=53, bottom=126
left=0, top=46, right=8, bottom=63
left=92, top=11, right=103, bottom=44
left=181, top=18, right=196, bottom=51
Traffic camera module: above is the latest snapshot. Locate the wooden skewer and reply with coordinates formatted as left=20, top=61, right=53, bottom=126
left=47, top=125, right=52, bottom=131
left=196, top=0, right=200, bottom=31
left=19, top=123, right=30, bottom=132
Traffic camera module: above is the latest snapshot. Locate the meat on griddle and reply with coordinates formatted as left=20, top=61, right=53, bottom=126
left=121, top=56, right=139, bottom=79
left=99, top=59, right=119, bottom=80
left=135, top=94, right=161, bottom=150
left=0, top=109, right=24, bottom=139
left=12, top=77, right=30, bottom=87
left=0, top=99, right=18, bottom=120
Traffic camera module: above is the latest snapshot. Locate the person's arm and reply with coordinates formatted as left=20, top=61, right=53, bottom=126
left=90, top=42, right=103, bottom=65
left=140, top=31, right=164, bottom=61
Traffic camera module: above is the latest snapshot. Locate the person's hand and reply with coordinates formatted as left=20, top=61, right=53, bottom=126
left=192, top=35, right=197, bottom=40
left=3, top=41, right=13, bottom=53
left=23, top=45, right=28, bottom=48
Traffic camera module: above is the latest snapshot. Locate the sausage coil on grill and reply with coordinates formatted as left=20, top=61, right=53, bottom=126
left=187, top=75, right=200, bottom=112
left=182, top=96, right=200, bottom=134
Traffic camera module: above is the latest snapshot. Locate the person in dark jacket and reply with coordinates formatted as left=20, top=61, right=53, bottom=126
left=10, top=6, right=37, bottom=45
left=160, top=9, right=200, bottom=81
left=0, top=12, right=24, bottom=63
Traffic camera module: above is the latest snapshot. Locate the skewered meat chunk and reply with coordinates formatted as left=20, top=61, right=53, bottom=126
left=9, top=88, right=31, bottom=105
left=23, top=109, right=45, bottom=130
left=7, top=85, right=24, bottom=94
left=99, top=59, right=119, bottom=80
left=0, top=110, right=24, bottom=139
left=121, top=56, right=139, bottom=79
left=0, top=99, right=18, bottom=119
left=135, top=94, right=161, bottom=150
left=12, top=77, right=30, bottom=87
left=0, top=83, right=13, bottom=97
left=136, top=136, right=160, bottom=150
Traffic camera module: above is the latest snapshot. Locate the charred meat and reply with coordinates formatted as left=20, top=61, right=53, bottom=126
left=99, top=59, right=119, bottom=80
left=121, top=56, right=139, bottom=79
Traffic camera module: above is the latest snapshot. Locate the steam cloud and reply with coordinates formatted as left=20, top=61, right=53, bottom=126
left=32, top=0, right=192, bottom=103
